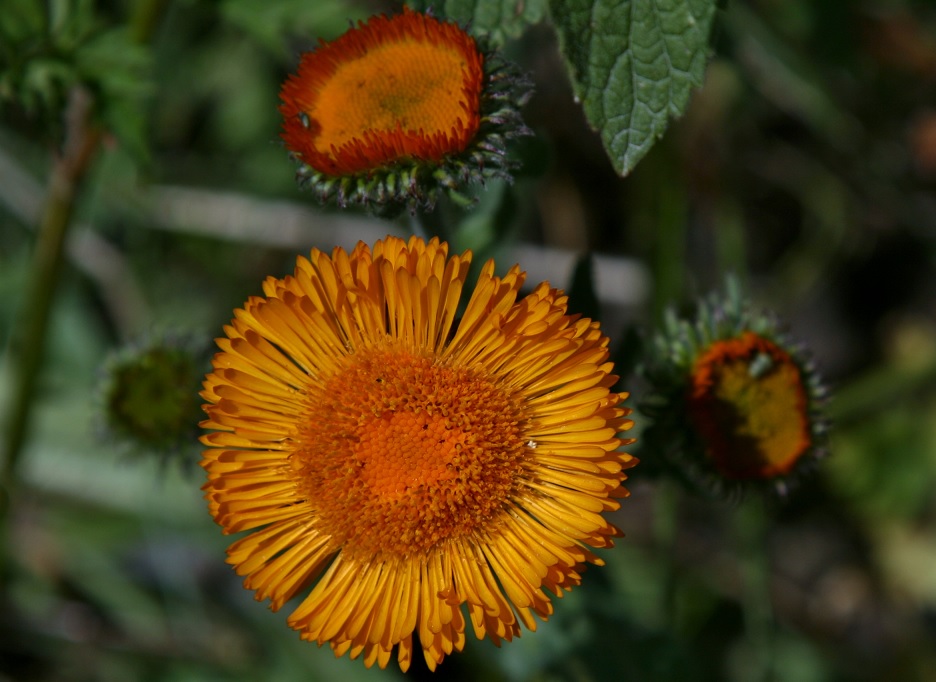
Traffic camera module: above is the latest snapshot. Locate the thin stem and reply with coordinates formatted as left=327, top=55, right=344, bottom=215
left=0, top=88, right=102, bottom=576
left=130, top=0, right=171, bottom=44
left=0, top=0, right=170, bottom=581
left=735, top=495, right=776, bottom=682
left=714, top=197, right=747, bottom=282
left=410, top=202, right=451, bottom=243
left=654, top=478, right=681, bottom=629
left=633, top=143, right=688, bottom=324
left=652, top=177, right=688, bottom=324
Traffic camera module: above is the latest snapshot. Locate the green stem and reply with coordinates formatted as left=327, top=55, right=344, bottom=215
left=410, top=202, right=451, bottom=243
left=654, top=479, right=681, bottom=630
left=634, top=144, right=688, bottom=324
left=714, top=197, right=747, bottom=281
left=735, top=496, right=776, bottom=682
left=0, top=88, right=102, bottom=576
left=130, top=0, right=171, bottom=44
left=0, top=0, right=169, bottom=584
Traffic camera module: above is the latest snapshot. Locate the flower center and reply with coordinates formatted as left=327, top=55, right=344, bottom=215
left=354, top=410, right=467, bottom=498
left=313, top=40, right=475, bottom=160
left=688, top=332, right=811, bottom=479
left=279, top=10, right=484, bottom=177
left=293, top=346, right=527, bottom=558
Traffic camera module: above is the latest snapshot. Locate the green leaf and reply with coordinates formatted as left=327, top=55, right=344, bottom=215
left=549, top=0, right=717, bottom=175
left=407, top=0, right=549, bottom=47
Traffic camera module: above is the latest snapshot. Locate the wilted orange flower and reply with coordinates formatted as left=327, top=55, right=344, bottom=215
left=280, top=8, right=483, bottom=177
left=639, top=279, right=828, bottom=497
left=688, top=332, right=812, bottom=479
left=278, top=9, right=531, bottom=210
left=200, top=236, right=635, bottom=671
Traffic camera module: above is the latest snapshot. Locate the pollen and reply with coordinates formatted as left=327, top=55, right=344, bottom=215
left=293, top=345, right=526, bottom=558
left=279, top=8, right=484, bottom=177
left=687, top=332, right=812, bottom=479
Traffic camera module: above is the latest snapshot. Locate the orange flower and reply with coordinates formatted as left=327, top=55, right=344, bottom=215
left=280, top=8, right=483, bottom=176
left=200, top=236, right=635, bottom=670
left=278, top=9, right=531, bottom=210
left=639, top=279, right=828, bottom=496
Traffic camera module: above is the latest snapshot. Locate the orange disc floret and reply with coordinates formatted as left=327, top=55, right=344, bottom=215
left=294, top=347, right=528, bottom=559
left=687, top=332, right=812, bottom=480
left=279, top=8, right=484, bottom=177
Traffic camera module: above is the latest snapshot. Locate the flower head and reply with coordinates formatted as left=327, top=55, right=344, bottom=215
left=99, top=334, right=206, bottom=460
left=200, top=236, right=635, bottom=671
left=639, top=279, right=828, bottom=497
left=278, top=8, right=531, bottom=212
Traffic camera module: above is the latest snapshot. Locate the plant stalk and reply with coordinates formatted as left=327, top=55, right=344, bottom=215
left=1, top=87, right=102, bottom=566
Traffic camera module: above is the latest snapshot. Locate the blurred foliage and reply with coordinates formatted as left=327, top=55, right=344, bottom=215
left=2, top=0, right=936, bottom=681
left=0, top=0, right=153, bottom=158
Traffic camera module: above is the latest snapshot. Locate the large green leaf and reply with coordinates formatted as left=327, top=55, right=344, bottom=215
left=407, top=0, right=549, bottom=47
left=550, top=0, right=717, bottom=175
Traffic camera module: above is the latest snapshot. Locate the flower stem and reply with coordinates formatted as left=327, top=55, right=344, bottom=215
left=0, top=88, right=102, bottom=573
left=654, top=479, right=681, bottom=629
left=130, top=0, right=171, bottom=44
left=735, top=495, right=777, bottom=681
left=411, top=203, right=451, bottom=243
left=714, top=197, right=748, bottom=282
left=0, top=0, right=168, bottom=586
left=632, top=144, right=688, bottom=323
